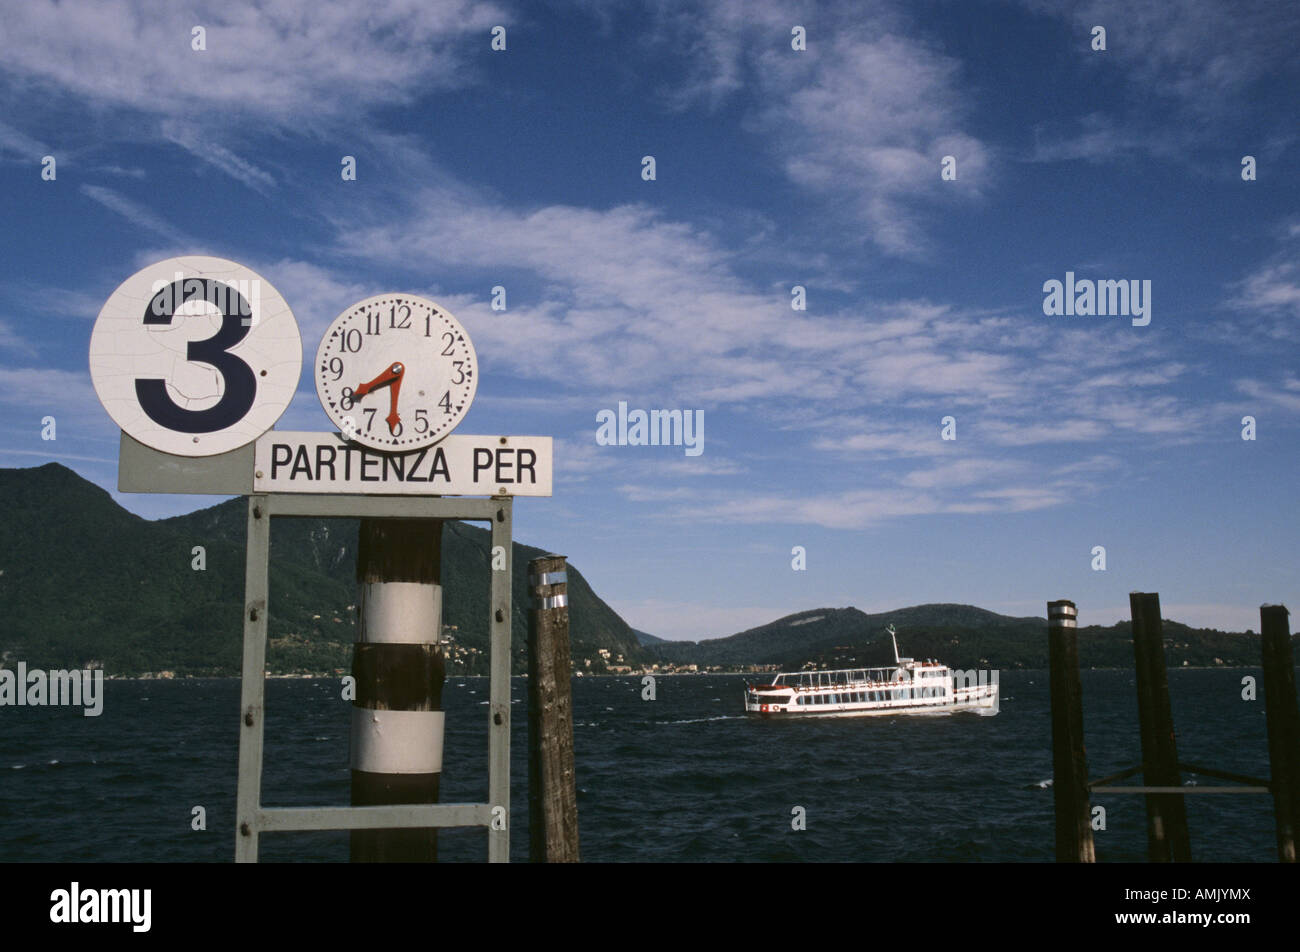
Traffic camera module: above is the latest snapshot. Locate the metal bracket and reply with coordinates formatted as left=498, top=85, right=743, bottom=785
left=234, top=493, right=513, bottom=863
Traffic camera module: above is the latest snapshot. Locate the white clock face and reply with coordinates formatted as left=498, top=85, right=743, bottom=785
left=88, top=256, right=302, bottom=457
left=316, top=294, right=477, bottom=450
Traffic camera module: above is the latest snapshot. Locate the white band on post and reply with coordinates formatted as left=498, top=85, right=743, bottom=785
left=359, top=581, right=442, bottom=644
left=350, top=709, right=445, bottom=774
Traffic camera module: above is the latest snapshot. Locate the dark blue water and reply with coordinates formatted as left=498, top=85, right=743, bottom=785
left=0, top=670, right=1282, bottom=862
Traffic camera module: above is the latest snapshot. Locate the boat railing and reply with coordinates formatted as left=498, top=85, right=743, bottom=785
left=771, top=666, right=928, bottom=690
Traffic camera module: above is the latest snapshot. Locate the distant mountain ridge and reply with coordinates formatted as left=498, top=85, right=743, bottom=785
left=0, top=463, right=646, bottom=676
left=646, top=603, right=1271, bottom=670
left=632, top=628, right=667, bottom=645
left=0, top=464, right=1277, bottom=675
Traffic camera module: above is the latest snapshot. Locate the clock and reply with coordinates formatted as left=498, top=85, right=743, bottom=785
left=88, top=256, right=302, bottom=457
left=315, top=294, right=477, bottom=450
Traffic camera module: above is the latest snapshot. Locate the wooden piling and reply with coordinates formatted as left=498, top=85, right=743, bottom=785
left=350, top=518, right=445, bottom=862
left=527, top=555, right=579, bottom=862
left=1129, top=592, right=1191, bottom=862
left=1261, top=604, right=1299, bottom=863
left=1047, top=599, right=1095, bottom=862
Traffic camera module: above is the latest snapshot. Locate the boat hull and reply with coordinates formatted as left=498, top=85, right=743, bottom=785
left=745, top=686, right=999, bottom=718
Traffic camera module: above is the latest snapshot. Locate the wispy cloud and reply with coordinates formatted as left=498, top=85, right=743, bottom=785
left=79, top=184, right=191, bottom=245
left=0, top=320, right=38, bottom=357
left=0, top=1, right=506, bottom=125
left=1019, top=0, right=1300, bottom=164
left=161, top=121, right=276, bottom=191
left=1028, top=113, right=1158, bottom=163
left=0, top=367, right=101, bottom=414
left=1235, top=378, right=1300, bottom=414
left=645, top=0, right=990, bottom=255
left=0, top=118, right=48, bottom=159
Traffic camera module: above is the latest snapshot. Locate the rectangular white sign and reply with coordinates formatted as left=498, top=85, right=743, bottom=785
left=253, top=431, right=552, bottom=496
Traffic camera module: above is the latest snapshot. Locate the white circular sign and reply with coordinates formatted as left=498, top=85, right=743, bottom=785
left=315, top=294, right=477, bottom=451
left=89, top=257, right=302, bottom=457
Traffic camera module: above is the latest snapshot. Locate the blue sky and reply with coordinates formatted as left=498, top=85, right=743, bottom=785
left=1, top=0, right=1298, bottom=639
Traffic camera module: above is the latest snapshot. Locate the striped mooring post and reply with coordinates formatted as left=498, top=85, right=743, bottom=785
left=349, top=518, right=446, bottom=862
left=1047, top=599, right=1095, bottom=862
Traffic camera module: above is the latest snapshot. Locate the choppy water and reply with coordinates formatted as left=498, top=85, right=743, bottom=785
left=0, top=670, right=1282, bottom=861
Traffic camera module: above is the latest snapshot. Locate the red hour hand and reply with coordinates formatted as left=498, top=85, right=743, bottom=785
left=352, top=362, right=405, bottom=434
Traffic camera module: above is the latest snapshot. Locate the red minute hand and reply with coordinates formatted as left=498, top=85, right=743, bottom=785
left=351, top=362, right=405, bottom=433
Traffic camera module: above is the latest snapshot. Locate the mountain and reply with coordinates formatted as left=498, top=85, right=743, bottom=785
left=0, top=463, right=646, bottom=676
left=649, top=607, right=875, bottom=666
left=646, top=603, right=1272, bottom=670
left=1, top=464, right=1275, bottom=676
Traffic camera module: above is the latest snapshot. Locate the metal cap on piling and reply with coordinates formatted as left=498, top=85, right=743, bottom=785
left=1048, top=600, right=1077, bottom=627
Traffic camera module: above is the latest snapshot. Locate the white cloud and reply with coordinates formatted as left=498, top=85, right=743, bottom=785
left=0, top=448, right=118, bottom=465
left=1228, top=247, right=1300, bottom=345
left=1028, top=113, right=1156, bottom=163
left=645, top=0, right=990, bottom=255
left=0, top=367, right=101, bottom=415
left=161, top=121, right=276, bottom=191
left=1235, top=379, right=1300, bottom=414
left=899, top=457, right=1023, bottom=490
left=1024, top=0, right=1299, bottom=112
left=980, top=418, right=1109, bottom=446
left=80, top=184, right=191, bottom=245
left=0, top=118, right=48, bottom=158
left=0, top=320, right=38, bottom=357
left=0, top=1, right=505, bottom=124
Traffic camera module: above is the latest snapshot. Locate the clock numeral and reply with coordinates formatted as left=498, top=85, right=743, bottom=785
left=363, top=407, right=376, bottom=432
left=441, top=332, right=455, bottom=356
left=341, top=329, right=363, bottom=353
left=390, top=304, right=411, bottom=329
left=439, top=391, right=453, bottom=415
left=135, top=278, right=257, bottom=433
left=340, top=387, right=355, bottom=411
left=365, top=312, right=380, bottom=335
left=450, top=360, right=465, bottom=385
left=424, top=315, right=432, bottom=337
left=390, top=420, right=404, bottom=437
left=328, top=357, right=344, bottom=380
left=414, top=409, right=429, bottom=434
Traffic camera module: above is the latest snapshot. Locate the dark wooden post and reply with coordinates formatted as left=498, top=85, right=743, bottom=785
left=1047, top=599, right=1095, bottom=862
left=1129, top=592, right=1191, bottom=862
left=350, top=518, right=445, bottom=862
left=527, top=555, right=579, bottom=862
left=1261, top=604, right=1299, bottom=863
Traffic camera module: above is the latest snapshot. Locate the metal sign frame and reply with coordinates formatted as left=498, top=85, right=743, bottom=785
left=234, top=492, right=513, bottom=863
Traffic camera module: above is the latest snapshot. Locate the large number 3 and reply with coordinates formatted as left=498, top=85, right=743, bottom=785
left=135, top=279, right=257, bottom=433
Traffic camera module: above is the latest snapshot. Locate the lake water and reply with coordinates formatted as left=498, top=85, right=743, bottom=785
left=0, top=669, right=1283, bottom=862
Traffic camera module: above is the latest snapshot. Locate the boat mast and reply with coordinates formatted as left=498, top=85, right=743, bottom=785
left=888, top=624, right=900, bottom=665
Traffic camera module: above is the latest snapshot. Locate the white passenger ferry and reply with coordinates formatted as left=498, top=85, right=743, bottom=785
left=743, top=627, right=998, bottom=718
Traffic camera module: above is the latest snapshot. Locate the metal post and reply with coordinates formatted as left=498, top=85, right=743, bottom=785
left=487, top=500, right=513, bottom=862
left=1261, top=604, right=1299, bottom=863
left=350, top=518, right=445, bottom=862
left=1129, top=592, right=1191, bottom=862
left=234, top=496, right=270, bottom=862
left=1047, top=599, right=1095, bottom=862
left=528, top=555, right=580, bottom=862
